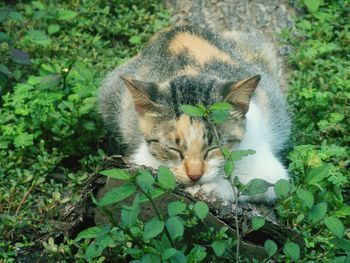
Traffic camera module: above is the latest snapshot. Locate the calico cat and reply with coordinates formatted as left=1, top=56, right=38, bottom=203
left=98, top=26, right=291, bottom=203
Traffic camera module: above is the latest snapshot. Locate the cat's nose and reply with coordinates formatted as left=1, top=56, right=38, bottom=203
left=185, top=159, right=204, bottom=181
left=187, top=172, right=202, bottom=181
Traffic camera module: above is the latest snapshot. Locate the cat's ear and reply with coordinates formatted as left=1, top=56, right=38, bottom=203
left=222, top=75, right=261, bottom=114
left=120, top=75, right=161, bottom=116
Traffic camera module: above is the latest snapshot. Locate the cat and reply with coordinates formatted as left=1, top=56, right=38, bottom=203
left=98, top=26, right=291, bottom=203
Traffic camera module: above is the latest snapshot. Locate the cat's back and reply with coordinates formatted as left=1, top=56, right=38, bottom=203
left=98, top=26, right=290, bottom=154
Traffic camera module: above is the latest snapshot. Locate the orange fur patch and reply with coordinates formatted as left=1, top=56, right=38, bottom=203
left=138, top=116, right=155, bottom=136
left=169, top=32, right=233, bottom=65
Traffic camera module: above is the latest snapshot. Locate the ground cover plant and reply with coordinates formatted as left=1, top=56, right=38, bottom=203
left=0, top=0, right=349, bottom=262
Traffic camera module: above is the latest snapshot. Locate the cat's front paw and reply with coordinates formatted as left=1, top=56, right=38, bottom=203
left=185, top=185, right=201, bottom=196
left=200, top=179, right=235, bottom=204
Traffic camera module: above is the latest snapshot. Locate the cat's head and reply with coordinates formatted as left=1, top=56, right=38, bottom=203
left=121, top=74, right=260, bottom=185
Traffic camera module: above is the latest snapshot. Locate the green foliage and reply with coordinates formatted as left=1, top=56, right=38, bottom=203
left=264, top=239, right=278, bottom=257
left=241, top=179, right=269, bottom=196
left=274, top=179, right=290, bottom=198
left=283, top=241, right=300, bottom=261
left=276, top=3, right=350, bottom=259
left=157, top=165, right=176, bottom=190
left=193, top=201, right=209, bottom=220
left=74, top=167, right=235, bottom=262
left=0, top=0, right=171, bottom=261
left=1, top=0, right=349, bottom=262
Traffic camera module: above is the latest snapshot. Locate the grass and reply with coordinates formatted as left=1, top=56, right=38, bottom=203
left=0, top=0, right=349, bottom=262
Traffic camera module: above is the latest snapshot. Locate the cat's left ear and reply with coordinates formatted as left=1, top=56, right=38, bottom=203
left=120, top=75, right=161, bottom=116
left=222, top=75, right=261, bottom=114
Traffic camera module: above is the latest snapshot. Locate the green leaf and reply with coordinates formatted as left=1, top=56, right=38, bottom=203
left=143, top=218, right=164, bottom=240
left=9, top=11, right=24, bottom=21
left=125, top=248, right=142, bottom=257
left=188, top=245, right=207, bottom=262
left=140, top=188, right=164, bottom=203
left=129, top=35, right=142, bottom=44
left=0, top=65, right=10, bottom=76
left=221, top=148, right=230, bottom=158
left=75, top=226, right=103, bottom=241
left=0, top=32, right=11, bottom=43
left=32, top=1, right=46, bottom=10
left=209, top=102, right=232, bottom=110
left=0, top=9, right=9, bottom=23
left=324, top=216, right=344, bottom=238
left=296, top=189, right=314, bottom=209
left=162, top=248, right=177, bottom=261
left=230, top=149, right=255, bottom=161
left=308, top=202, right=327, bottom=223
left=172, top=251, right=187, bottom=263
left=304, top=0, right=321, bottom=12
left=48, top=24, right=60, bottom=35
left=194, top=201, right=209, bottom=220
left=283, top=242, right=300, bottom=261
left=306, top=164, right=331, bottom=185
left=157, top=166, right=176, bottom=190
left=100, top=169, right=131, bottom=180
left=83, top=121, right=96, bottom=131
left=331, top=238, right=350, bottom=252
left=296, top=213, right=305, bottom=224
left=14, top=133, right=34, bottom=148
left=141, top=254, right=161, bottom=263
left=166, top=216, right=184, bottom=240
left=180, top=105, right=205, bottom=117
left=212, top=241, right=225, bottom=257
left=168, top=201, right=186, bottom=217
left=121, top=194, right=140, bottom=227
left=210, top=109, right=230, bottom=124
left=85, top=234, right=115, bottom=259
left=264, top=239, right=278, bottom=257
left=242, top=179, right=269, bottom=196
left=335, top=206, right=350, bottom=218
left=329, top=256, right=349, bottom=263
left=252, top=217, right=265, bottom=230
left=78, top=97, right=96, bottom=115
left=57, top=10, right=78, bottom=20
left=38, top=74, right=61, bottom=90
left=10, top=49, right=31, bottom=65
left=98, top=183, right=136, bottom=207
left=27, top=30, right=50, bottom=45
left=274, top=179, right=290, bottom=198
left=224, top=160, right=234, bottom=177
left=136, top=170, right=155, bottom=192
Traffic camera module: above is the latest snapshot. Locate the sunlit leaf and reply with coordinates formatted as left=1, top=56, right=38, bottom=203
left=242, top=179, right=269, bottom=196
left=98, top=183, right=136, bottom=207
left=143, top=218, right=164, bottom=240
left=324, top=216, right=344, bottom=238
left=194, top=201, right=209, bottom=220
left=157, top=166, right=176, bottom=190
left=180, top=105, right=205, bottom=117
left=283, top=242, right=300, bottom=261
left=252, top=217, right=265, bottom=230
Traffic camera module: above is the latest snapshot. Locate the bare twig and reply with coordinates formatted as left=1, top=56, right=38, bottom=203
left=15, top=184, right=34, bottom=216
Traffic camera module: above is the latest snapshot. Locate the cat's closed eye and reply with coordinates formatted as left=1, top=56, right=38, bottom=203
left=204, top=147, right=219, bottom=159
left=168, top=147, right=184, bottom=159
left=146, top=139, right=159, bottom=144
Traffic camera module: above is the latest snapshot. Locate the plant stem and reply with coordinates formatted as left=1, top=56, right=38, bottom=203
left=140, top=188, right=176, bottom=248
left=15, top=184, right=34, bottom=215
left=101, top=206, right=139, bottom=245
left=210, top=122, right=241, bottom=262
left=234, top=189, right=240, bottom=263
